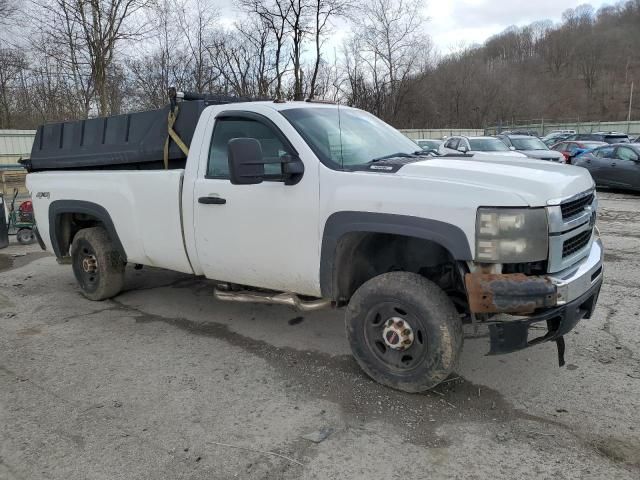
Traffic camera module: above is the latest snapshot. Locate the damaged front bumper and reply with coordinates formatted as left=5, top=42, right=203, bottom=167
left=464, top=238, right=604, bottom=358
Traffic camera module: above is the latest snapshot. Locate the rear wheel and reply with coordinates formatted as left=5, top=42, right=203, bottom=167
left=71, top=227, right=125, bottom=301
left=16, top=228, right=35, bottom=245
left=345, top=272, right=463, bottom=393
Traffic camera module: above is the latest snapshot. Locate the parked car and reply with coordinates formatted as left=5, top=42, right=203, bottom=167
left=550, top=141, right=608, bottom=163
left=542, top=132, right=574, bottom=146
left=497, top=134, right=566, bottom=162
left=415, top=139, right=442, bottom=152
left=25, top=95, right=604, bottom=392
left=565, top=132, right=630, bottom=144
left=547, top=129, right=576, bottom=135
left=438, top=136, right=528, bottom=157
left=573, top=144, right=640, bottom=191
left=498, top=129, right=540, bottom=137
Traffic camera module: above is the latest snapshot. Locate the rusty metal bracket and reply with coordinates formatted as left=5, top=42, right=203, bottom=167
left=465, top=272, right=557, bottom=314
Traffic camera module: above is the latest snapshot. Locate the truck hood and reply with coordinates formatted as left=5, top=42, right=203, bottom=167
left=398, top=156, right=594, bottom=206
left=518, top=149, right=566, bottom=162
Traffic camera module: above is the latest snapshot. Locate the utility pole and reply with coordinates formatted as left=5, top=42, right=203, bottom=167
left=629, top=81, right=634, bottom=122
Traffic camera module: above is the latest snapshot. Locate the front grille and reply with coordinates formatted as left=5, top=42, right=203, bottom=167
left=562, top=229, right=592, bottom=258
left=561, top=193, right=594, bottom=220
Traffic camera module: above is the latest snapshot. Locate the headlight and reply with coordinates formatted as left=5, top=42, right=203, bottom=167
left=476, top=208, right=548, bottom=263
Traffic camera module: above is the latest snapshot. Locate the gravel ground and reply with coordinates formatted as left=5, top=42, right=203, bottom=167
left=1, top=190, right=639, bottom=479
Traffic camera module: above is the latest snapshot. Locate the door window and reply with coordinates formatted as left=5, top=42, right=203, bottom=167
left=207, top=117, right=290, bottom=178
left=616, top=147, right=639, bottom=162
left=445, top=138, right=459, bottom=150
left=595, top=146, right=615, bottom=158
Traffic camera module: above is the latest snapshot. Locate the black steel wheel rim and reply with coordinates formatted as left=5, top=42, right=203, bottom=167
left=363, top=301, right=428, bottom=372
left=75, top=242, right=99, bottom=290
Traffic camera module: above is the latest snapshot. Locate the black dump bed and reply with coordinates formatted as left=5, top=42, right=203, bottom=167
left=25, top=93, right=266, bottom=172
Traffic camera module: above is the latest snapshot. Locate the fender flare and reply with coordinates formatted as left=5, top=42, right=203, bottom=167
left=320, top=211, right=473, bottom=299
left=48, top=200, right=126, bottom=260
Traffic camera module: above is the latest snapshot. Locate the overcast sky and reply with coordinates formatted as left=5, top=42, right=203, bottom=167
left=422, top=0, right=611, bottom=53
left=214, top=0, right=613, bottom=56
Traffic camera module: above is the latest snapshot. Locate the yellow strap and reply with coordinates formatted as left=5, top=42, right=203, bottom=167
left=163, top=106, right=190, bottom=169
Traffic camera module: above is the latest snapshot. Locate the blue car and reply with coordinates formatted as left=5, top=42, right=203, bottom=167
left=551, top=141, right=608, bottom=163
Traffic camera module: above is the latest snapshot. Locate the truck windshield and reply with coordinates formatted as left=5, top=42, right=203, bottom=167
left=280, top=107, right=419, bottom=169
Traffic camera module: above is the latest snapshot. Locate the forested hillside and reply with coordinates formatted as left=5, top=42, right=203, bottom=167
left=384, top=1, right=640, bottom=128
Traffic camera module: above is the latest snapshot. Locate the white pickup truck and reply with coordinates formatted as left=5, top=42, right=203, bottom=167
left=26, top=98, right=604, bottom=392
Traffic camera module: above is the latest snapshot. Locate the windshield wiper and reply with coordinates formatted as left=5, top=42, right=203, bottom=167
left=370, top=152, right=417, bottom=163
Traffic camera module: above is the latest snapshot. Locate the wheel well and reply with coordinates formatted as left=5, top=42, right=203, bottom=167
left=48, top=200, right=126, bottom=261
left=332, top=232, right=467, bottom=309
left=53, top=212, right=105, bottom=257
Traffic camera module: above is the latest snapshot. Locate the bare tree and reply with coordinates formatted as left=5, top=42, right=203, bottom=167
left=285, top=0, right=308, bottom=100
left=0, top=47, right=27, bottom=127
left=348, top=0, right=430, bottom=120
left=36, top=0, right=149, bottom=116
left=237, top=18, right=278, bottom=96
left=0, top=0, right=16, bottom=24
left=239, top=0, right=291, bottom=100
left=207, top=19, right=278, bottom=97
left=307, top=0, right=351, bottom=99
left=176, top=0, right=219, bottom=93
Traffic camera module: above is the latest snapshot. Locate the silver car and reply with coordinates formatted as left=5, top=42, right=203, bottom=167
left=497, top=134, right=566, bottom=162
left=438, top=136, right=528, bottom=157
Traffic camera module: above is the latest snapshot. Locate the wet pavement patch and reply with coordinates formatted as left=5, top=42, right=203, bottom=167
left=0, top=252, right=50, bottom=273
left=0, top=254, right=13, bottom=272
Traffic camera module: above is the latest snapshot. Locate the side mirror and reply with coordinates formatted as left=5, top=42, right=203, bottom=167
left=227, top=138, right=305, bottom=186
left=458, top=145, right=469, bottom=153
left=281, top=155, right=305, bottom=186
left=228, top=138, right=265, bottom=185
left=509, top=146, right=516, bottom=151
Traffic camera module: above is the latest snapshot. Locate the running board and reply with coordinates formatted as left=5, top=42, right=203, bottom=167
left=213, top=287, right=332, bottom=312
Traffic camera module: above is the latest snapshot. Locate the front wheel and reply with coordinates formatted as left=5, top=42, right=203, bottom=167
left=71, top=227, right=125, bottom=301
left=345, top=272, right=463, bottom=393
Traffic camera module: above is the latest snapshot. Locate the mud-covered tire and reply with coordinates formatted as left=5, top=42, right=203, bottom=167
left=345, top=272, right=463, bottom=393
left=16, top=228, right=36, bottom=245
left=71, top=227, right=125, bottom=301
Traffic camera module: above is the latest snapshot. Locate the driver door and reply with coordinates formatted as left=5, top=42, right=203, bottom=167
left=609, top=146, right=640, bottom=189
left=588, top=146, right=616, bottom=186
left=192, top=112, right=321, bottom=296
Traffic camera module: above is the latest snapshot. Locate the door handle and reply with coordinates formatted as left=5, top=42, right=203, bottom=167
left=611, top=162, right=617, bottom=167
left=198, top=196, right=226, bottom=205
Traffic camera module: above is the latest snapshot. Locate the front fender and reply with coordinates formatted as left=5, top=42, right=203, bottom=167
left=319, top=211, right=473, bottom=299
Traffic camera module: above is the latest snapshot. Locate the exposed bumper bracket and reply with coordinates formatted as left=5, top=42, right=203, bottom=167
left=465, top=272, right=557, bottom=314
